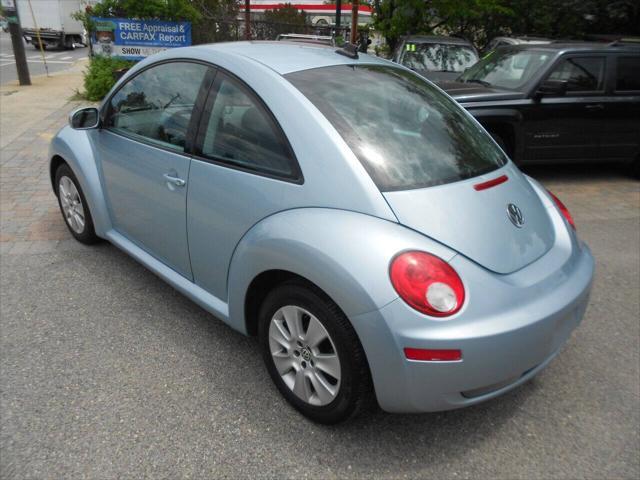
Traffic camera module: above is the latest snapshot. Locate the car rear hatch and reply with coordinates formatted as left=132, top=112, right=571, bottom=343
left=383, top=163, right=555, bottom=274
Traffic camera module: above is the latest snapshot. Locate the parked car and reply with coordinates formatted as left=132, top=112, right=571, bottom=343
left=391, top=35, right=479, bottom=81
left=438, top=42, right=640, bottom=174
left=484, top=36, right=552, bottom=54
left=276, top=33, right=334, bottom=46
left=50, top=42, right=594, bottom=423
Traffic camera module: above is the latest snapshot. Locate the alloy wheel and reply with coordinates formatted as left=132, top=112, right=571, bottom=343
left=268, top=305, right=341, bottom=406
left=58, top=176, right=85, bottom=234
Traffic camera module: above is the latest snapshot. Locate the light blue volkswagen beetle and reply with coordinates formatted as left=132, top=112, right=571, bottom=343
left=49, top=42, right=594, bottom=424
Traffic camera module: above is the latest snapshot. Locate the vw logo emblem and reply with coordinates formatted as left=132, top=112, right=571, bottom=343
left=507, top=203, right=525, bottom=228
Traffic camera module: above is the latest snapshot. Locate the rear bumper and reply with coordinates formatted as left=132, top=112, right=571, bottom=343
left=350, top=241, right=594, bottom=413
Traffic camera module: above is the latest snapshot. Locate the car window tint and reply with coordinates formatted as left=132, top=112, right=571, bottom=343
left=459, top=50, right=552, bottom=90
left=401, top=43, right=478, bottom=73
left=616, top=56, right=640, bottom=91
left=286, top=65, right=507, bottom=191
left=548, top=57, right=604, bottom=92
left=200, top=74, right=296, bottom=178
left=107, top=62, right=208, bottom=151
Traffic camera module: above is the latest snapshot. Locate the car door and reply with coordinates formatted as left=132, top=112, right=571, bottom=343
left=599, top=54, right=640, bottom=161
left=523, top=54, right=607, bottom=162
left=186, top=70, right=303, bottom=301
left=97, top=61, right=212, bottom=279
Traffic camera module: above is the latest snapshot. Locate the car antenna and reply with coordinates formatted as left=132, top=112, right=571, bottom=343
left=335, top=42, right=359, bottom=59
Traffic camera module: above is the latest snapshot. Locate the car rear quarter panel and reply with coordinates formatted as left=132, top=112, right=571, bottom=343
left=226, top=208, right=458, bottom=334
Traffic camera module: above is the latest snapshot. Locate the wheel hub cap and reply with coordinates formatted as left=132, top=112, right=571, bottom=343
left=268, top=305, right=341, bottom=406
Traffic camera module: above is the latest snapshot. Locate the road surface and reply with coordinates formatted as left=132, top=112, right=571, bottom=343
left=0, top=31, right=87, bottom=85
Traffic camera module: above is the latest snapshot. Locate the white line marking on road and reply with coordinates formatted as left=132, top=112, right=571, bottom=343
left=26, top=60, right=74, bottom=64
left=0, top=62, right=14, bottom=67
left=60, top=56, right=73, bottom=60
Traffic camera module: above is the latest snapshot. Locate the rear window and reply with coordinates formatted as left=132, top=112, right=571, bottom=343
left=400, top=43, right=478, bottom=73
left=285, top=65, right=506, bottom=191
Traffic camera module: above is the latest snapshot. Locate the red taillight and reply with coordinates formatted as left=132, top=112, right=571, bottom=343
left=404, top=348, right=462, bottom=361
left=547, top=190, right=576, bottom=230
left=389, top=251, right=465, bottom=317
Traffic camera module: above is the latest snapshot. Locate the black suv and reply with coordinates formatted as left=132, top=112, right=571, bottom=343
left=437, top=42, right=640, bottom=173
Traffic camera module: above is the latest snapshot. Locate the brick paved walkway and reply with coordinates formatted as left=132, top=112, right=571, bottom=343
left=0, top=100, right=84, bottom=256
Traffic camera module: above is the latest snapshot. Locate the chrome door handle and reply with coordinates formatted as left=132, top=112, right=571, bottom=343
left=585, top=104, right=604, bottom=111
left=163, top=173, right=186, bottom=187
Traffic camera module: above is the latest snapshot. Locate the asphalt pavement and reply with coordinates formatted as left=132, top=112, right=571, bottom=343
left=0, top=31, right=88, bottom=85
left=0, top=85, right=639, bottom=477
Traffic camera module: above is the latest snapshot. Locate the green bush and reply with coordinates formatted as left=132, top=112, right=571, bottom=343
left=83, top=56, right=135, bottom=101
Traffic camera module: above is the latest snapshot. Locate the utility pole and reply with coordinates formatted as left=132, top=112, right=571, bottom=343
left=244, top=0, right=250, bottom=40
left=335, top=0, right=341, bottom=33
left=350, top=0, right=359, bottom=44
left=7, top=1, right=31, bottom=86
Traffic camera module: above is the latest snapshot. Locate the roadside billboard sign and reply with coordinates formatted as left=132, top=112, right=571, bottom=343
left=91, top=17, right=191, bottom=60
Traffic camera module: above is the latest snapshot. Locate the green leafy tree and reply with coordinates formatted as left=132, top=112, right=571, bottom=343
left=375, top=0, right=509, bottom=50
left=262, top=3, right=307, bottom=39
left=90, top=0, right=201, bottom=22
left=191, top=0, right=239, bottom=43
left=375, top=0, right=639, bottom=50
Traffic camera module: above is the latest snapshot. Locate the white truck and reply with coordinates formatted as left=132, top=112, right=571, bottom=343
left=16, top=0, right=89, bottom=49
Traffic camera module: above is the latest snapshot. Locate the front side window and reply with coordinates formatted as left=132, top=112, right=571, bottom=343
left=615, top=56, right=640, bottom=91
left=286, top=65, right=507, bottom=191
left=547, top=56, right=605, bottom=92
left=459, top=49, right=552, bottom=89
left=401, top=43, right=478, bottom=73
left=107, top=62, right=209, bottom=151
left=199, top=73, right=297, bottom=179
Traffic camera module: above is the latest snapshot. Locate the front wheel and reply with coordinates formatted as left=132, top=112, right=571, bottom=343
left=259, top=281, right=373, bottom=424
left=54, top=164, right=99, bottom=244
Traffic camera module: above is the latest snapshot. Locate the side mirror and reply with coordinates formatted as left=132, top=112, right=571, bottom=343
left=536, top=79, right=568, bottom=98
left=69, top=107, right=100, bottom=130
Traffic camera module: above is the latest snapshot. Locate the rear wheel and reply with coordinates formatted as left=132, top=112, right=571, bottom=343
left=54, top=164, right=99, bottom=244
left=258, top=281, right=373, bottom=424
left=64, top=35, right=76, bottom=50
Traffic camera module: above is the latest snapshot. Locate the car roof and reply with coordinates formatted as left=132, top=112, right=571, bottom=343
left=499, top=37, right=552, bottom=44
left=400, top=35, right=473, bottom=46
left=502, top=41, right=640, bottom=53
left=185, top=41, right=390, bottom=75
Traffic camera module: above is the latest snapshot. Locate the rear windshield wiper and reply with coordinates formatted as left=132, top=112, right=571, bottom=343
left=465, top=79, right=492, bottom=87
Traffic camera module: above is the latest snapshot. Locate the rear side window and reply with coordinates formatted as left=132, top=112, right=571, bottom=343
left=106, top=62, right=208, bottom=151
left=616, top=56, right=640, bottom=91
left=547, top=56, right=605, bottom=92
left=198, top=73, right=298, bottom=180
left=286, top=65, right=506, bottom=191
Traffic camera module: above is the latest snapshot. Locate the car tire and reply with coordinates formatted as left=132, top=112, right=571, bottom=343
left=258, top=281, right=373, bottom=424
left=631, top=155, right=640, bottom=180
left=54, top=163, right=99, bottom=244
